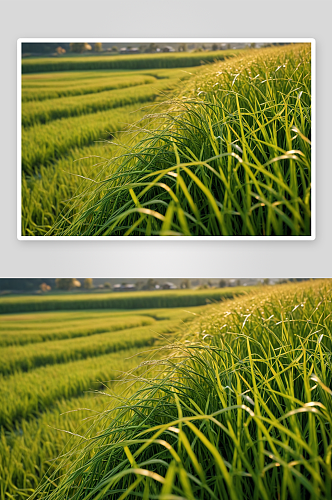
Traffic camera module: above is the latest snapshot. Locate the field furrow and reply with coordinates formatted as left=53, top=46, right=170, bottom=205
left=0, top=319, right=185, bottom=375
left=1, top=280, right=330, bottom=500
left=22, top=78, right=181, bottom=127
left=0, top=287, right=248, bottom=314
left=21, top=103, right=149, bottom=174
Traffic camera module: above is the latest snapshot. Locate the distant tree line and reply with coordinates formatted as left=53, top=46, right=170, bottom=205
left=0, top=279, right=53, bottom=291
left=0, top=278, right=310, bottom=294
left=22, top=43, right=71, bottom=54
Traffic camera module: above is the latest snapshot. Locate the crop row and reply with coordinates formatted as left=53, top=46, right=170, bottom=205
left=22, top=78, right=181, bottom=127
left=22, top=68, right=187, bottom=87
left=22, top=102, right=148, bottom=174
left=0, top=344, right=154, bottom=429
left=22, top=73, right=157, bottom=102
left=0, top=287, right=248, bottom=314
left=20, top=67, right=199, bottom=235
left=21, top=121, right=146, bottom=235
left=21, top=50, right=239, bottom=73
left=0, top=305, right=195, bottom=333
left=0, top=313, right=156, bottom=347
left=0, top=319, right=184, bottom=375
left=1, top=280, right=328, bottom=500
left=0, top=394, right=104, bottom=499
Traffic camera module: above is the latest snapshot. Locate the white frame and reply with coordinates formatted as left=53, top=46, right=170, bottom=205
left=17, top=38, right=316, bottom=240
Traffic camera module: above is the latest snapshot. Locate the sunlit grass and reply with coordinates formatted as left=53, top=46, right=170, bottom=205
left=22, top=68, right=200, bottom=101
left=50, top=44, right=311, bottom=237
left=22, top=78, right=182, bottom=128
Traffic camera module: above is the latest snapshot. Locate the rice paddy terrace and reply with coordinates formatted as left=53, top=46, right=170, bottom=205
left=21, top=44, right=312, bottom=237
left=1, top=280, right=331, bottom=499
left=0, top=286, right=247, bottom=499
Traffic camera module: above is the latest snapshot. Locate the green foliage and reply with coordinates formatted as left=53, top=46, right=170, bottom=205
left=0, top=393, right=108, bottom=497
left=21, top=45, right=312, bottom=238
left=22, top=78, right=181, bottom=128
left=0, top=311, right=157, bottom=347
left=0, top=320, right=185, bottom=376
left=21, top=102, right=144, bottom=175
left=0, top=348, right=146, bottom=430
left=50, top=44, right=311, bottom=237
left=21, top=71, right=158, bottom=102
left=35, top=280, right=332, bottom=500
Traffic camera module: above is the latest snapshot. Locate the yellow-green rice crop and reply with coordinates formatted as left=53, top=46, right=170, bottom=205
left=0, top=287, right=249, bottom=315
left=0, top=344, right=163, bottom=429
left=0, top=319, right=188, bottom=375
left=22, top=78, right=182, bottom=128
left=21, top=66, right=198, bottom=235
left=50, top=44, right=311, bottom=237
left=35, top=280, right=332, bottom=500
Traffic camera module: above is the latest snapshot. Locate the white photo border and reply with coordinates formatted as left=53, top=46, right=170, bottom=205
left=17, top=37, right=316, bottom=241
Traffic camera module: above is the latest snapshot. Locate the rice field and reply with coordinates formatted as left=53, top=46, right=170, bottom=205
left=23, top=279, right=331, bottom=500
left=21, top=44, right=312, bottom=237
left=0, top=298, right=210, bottom=499
left=21, top=51, right=239, bottom=74
left=21, top=65, right=203, bottom=235
left=0, top=286, right=249, bottom=315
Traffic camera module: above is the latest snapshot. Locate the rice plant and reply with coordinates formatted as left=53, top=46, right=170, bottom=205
left=0, top=393, right=109, bottom=500
left=22, top=69, right=199, bottom=102
left=0, top=379, right=137, bottom=499
left=50, top=44, right=311, bottom=237
left=35, top=280, right=332, bottom=500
